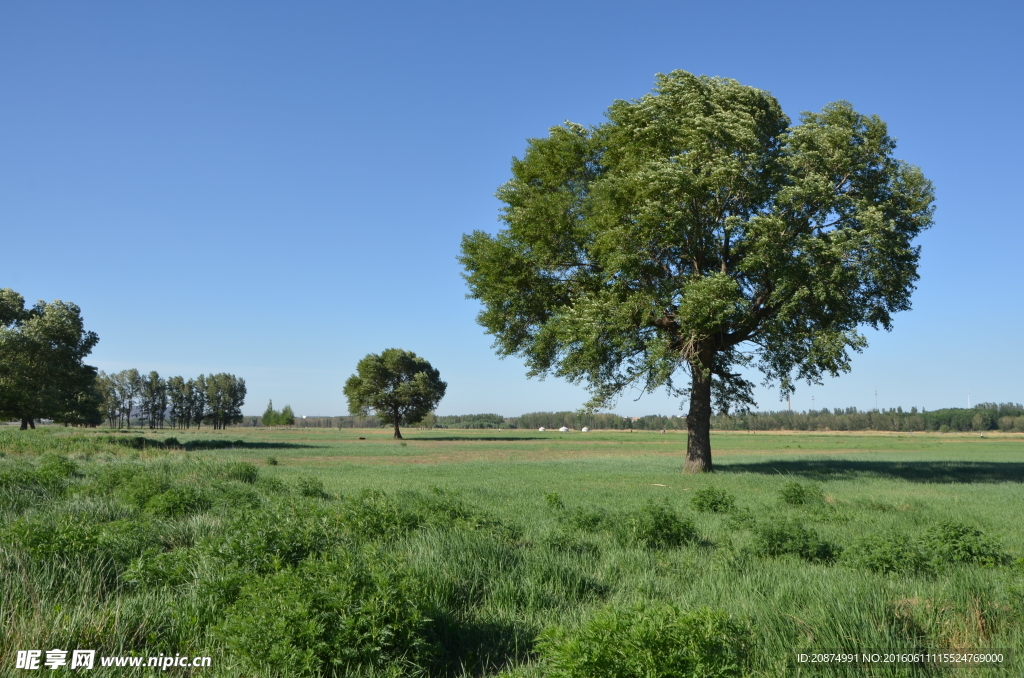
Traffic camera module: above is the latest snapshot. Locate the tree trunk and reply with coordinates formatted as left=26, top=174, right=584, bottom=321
left=684, top=363, right=713, bottom=473
left=393, top=407, right=403, bottom=439
left=20, top=418, right=28, bottom=430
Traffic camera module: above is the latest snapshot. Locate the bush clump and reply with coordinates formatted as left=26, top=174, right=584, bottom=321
left=845, top=533, right=933, bottom=575
left=779, top=481, right=823, bottom=506
left=144, top=485, right=213, bottom=518
left=691, top=487, right=736, bottom=513
left=565, top=506, right=609, bottom=532
left=752, top=519, right=838, bottom=563
left=0, top=460, right=69, bottom=506
left=211, top=501, right=348, bottom=573
left=923, top=521, right=1009, bottom=567
left=226, top=462, right=259, bottom=484
left=3, top=511, right=162, bottom=566
left=38, top=454, right=79, bottom=479
left=216, top=549, right=434, bottom=677
left=124, top=547, right=200, bottom=589
left=538, top=603, right=749, bottom=678
left=621, top=503, right=698, bottom=549
left=847, top=521, right=1008, bottom=574
left=296, top=476, right=329, bottom=499
left=113, top=472, right=173, bottom=509
left=545, top=492, right=565, bottom=511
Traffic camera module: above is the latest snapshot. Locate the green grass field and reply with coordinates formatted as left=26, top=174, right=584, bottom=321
left=2, top=426, right=1023, bottom=676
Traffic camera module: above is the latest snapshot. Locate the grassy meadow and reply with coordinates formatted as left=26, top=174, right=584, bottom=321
left=2, top=425, right=1023, bottom=676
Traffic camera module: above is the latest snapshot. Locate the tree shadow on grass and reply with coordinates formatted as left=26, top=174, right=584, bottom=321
left=181, top=440, right=319, bottom=451
left=105, top=436, right=319, bottom=452
left=717, top=459, right=1024, bottom=484
left=429, top=614, right=536, bottom=677
left=411, top=436, right=549, bottom=442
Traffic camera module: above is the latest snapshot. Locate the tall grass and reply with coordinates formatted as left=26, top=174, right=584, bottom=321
left=1, top=428, right=1022, bottom=676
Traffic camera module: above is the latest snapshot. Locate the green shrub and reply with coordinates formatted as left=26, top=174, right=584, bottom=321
left=847, top=522, right=1008, bottom=574
left=211, top=501, right=348, bottom=573
left=545, top=492, right=565, bottom=511
left=144, top=485, right=212, bottom=518
left=621, top=503, right=697, bottom=549
left=226, top=462, right=259, bottom=484
left=3, top=512, right=101, bottom=558
left=339, top=490, right=425, bottom=540
left=922, top=521, right=1009, bottom=567
left=296, top=476, right=329, bottom=499
left=163, top=437, right=181, bottom=447
left=38, top=454, right=78, bottom=479
left=87, top=463, right=141, bottom=495
left=691, top=487, right=736, bottom=513
left=124, top=548, right=199, bottom=588
left=845, top=533, right=933, bottom=575
left=212, top=482, right=263, bottom=510
left=752, top=519, right=838, bottom=563
left=779, top=481, right=823, bottom=506
left=538, top=603, right=749, bottom=678
left=266, top=456, right=279, bottom=466
left=410, top=487, right=521, bottom=541
left=256, top=477, right=288, bottom=494
left=565, top=507, right=609, bottom=532
left=0, top=460, right=68, bottom=503
left=725, top=507, right=758, bottom=531
left=3, top=511, right=161, bottom=565
left=115, top=473, right=171, bottom=509
left=216, top=550, right=433, bottom=677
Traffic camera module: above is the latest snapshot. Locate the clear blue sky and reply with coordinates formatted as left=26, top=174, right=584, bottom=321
left=2, top=1, right=1021, bottom=417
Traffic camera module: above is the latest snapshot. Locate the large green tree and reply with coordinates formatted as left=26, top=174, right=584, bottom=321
left=0, top=289, right=101, bottom=429
left=460, top=71, right=934, bottom=472
left=344, top=349, right=446, bottom=439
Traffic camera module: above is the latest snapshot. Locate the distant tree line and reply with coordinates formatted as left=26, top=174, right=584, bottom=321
left=384, top=405, right=1024, bottom=433
left=302, top=416, right=382, bottom=428
left=511, top=412, right=681, bottom=430
left=432, top=413, right=506, bottom=429
left=234, top=415, right=383, bottom=428
left=97, top=370, right=246, bottom=429
left=423, top=412, right=682, bottom=430
left=709, top=403, right=1024, bottom=433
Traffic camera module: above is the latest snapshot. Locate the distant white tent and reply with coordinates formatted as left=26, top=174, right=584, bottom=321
left=538, top=427, right=546, bottom=431
left=581, top=427, right=590, bottom=432
left=558, top=426, right=569, bottom=432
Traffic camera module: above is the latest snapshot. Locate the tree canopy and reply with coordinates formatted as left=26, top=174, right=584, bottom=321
left=460, top=71, right=934, bottom=472
left=344, top=348, right=447, bottom=439
left=0, top=289, right=101, bottom=428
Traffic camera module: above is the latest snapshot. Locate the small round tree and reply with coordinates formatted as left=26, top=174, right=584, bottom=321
left=262, top=400, right=280, bottom=426
left=344, top=349, right=447, bottom=439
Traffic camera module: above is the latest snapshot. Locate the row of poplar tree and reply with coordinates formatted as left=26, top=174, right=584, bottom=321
left=97, top=370, right=246, bottom=430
